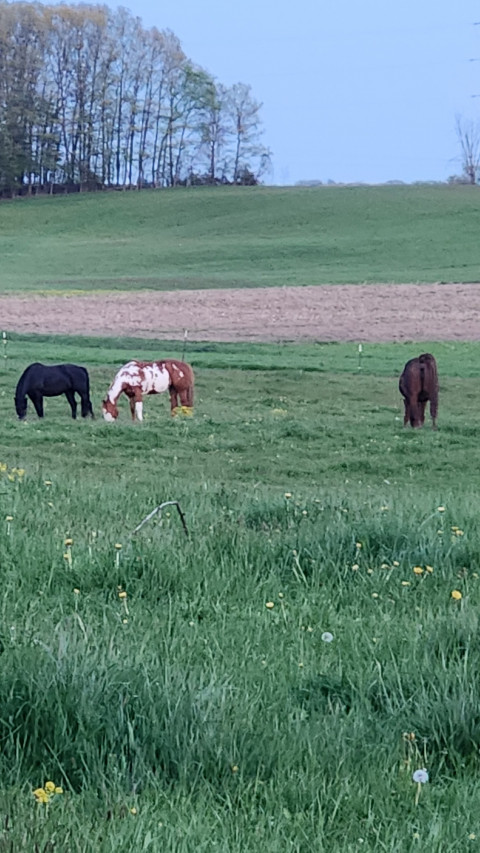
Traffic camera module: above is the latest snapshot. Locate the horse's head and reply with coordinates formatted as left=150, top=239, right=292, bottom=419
left=102, top=398, right=118, bottom=422
left=14, top=393, right=27, bottom=420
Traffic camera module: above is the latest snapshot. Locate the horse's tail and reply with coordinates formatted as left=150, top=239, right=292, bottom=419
left=419, top=353, right=438, bottom=420
left=14, top=365, right=33, bottom=418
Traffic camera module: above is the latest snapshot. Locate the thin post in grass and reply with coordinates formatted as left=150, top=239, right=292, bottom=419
left=358, top=343, right=362, bottom=371
left=181, top=329, right=188, bottom=361
left=132, top=500, right=189, bottom=537
left=2, top=331, right=7, bottom=364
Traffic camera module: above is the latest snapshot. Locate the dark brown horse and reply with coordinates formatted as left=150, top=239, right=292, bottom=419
left=399, top=353, right=438, bottom=429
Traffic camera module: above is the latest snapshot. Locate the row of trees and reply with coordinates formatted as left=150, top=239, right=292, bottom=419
left=0, top=2, right=271, bottom=196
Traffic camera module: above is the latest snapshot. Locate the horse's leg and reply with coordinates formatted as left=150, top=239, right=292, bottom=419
left=178, top=385, right=194, bottom=416
left=403, top=398, right=410, bottom=427
left=65, top=390, right=77, bottom=419
left=30, top=392, right=44, bottom=418
left=80, top=393, right=94, bottom=418
left=130, top=389, right=143, bottom=422
left=169, top=386, right=179, bottom=416
left=429, top=393, right=438, bottom=430
left=419, top=400, right=427, bottom=427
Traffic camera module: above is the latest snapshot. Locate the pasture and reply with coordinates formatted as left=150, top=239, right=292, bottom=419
left=1, top=332, right=480, bottom=851
left=0, top=184, right=480, bottom=291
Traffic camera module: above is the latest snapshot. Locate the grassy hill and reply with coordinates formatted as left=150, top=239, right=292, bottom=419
left=1, top=184, right=480, bottom=292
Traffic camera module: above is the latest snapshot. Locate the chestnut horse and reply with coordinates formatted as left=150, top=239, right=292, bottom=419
left=102, top=359, right=194, bottom=422
left=399, top=353, right=438, bottom=429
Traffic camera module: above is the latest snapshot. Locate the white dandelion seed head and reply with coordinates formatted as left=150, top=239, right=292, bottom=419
left=412, top=768, right=429, bottom=784
left=321, top=632, right=334, bottom=643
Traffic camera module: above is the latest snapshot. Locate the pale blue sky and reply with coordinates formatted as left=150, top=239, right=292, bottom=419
left=121, top=0, right=479, bottom=185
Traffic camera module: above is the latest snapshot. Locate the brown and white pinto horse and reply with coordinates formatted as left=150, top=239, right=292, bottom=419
left=399, top=353, right=438, bottom=429
left=102, top=360, right=194, bottom=422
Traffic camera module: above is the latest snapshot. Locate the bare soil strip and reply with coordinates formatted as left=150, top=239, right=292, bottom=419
left=1, top=283, right=480, bottom=343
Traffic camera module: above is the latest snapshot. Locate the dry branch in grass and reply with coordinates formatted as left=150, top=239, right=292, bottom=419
left=132, top=500, right=189, bottom=537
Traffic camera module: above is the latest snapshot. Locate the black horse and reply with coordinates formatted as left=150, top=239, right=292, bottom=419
left=14, top=363, right=94, bottom=420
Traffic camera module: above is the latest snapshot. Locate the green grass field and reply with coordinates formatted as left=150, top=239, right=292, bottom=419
left=1, top=184, right=480, bottom=291
left=1, top=330, right=480, bottom=851
left=1, top=184, right=480, bottom=850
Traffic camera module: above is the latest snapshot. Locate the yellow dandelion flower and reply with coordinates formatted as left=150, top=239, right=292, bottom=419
left=393, top=560, right=400, bottom=567
left=413, top=566, right=424, bottom=575
left=425, top=565, right=434, bottom=573
left=5, top=515, right=13, bottom=522
left=356, top=542, right=362, bottom=549
left=352, top=563, right=359, bottom=570
left=33, top=788, right=49, bottom=804
left=469, top=834, right=476, bottom=841
left=64, top=538, right=73, bottom=546
left=231, top=765, right=239, bottom=773
left=265, top=601, right=274, bottom=609
left=437, top=506, right=446, bottom=512
left=45, top=781, right=56, bottom=793
left=114, top=543, right=122, bottom=550
left=372, top=592, right=379, bottom=598
left=44, top=480, right=52, bottom=486
left=401, top=581, right=411, bottom=586
left=55, top=786, right=63, bottom=795
left=451, top=590, right=462, bottom=600
left=455, top=530, right=464, bottom=536
left=73, top=588, right=80, bottom=595
left=284, top=492, right=292, bottom=499
left=118, top=591, right=127, bottom=599
left=130, top=807, right=137, bottom=815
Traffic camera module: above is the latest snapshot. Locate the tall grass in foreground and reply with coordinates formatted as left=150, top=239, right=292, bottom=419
left=1, top=475, right=480, bottom=851
left=1, top=337, right=480, bottom=850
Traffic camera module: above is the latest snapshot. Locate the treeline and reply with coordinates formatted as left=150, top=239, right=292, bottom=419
left=0, top=2, right=270, bottom=197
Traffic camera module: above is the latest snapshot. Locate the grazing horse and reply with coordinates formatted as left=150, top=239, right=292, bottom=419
left=399, top=353, right=438, bottom=429
left=15, top=363, right=94, bottom=420
left=102, top=359, right=194, bottom=422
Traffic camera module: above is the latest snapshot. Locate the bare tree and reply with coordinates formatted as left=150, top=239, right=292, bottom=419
left=225, top=83, right=270, bottom=184
left=455, top=115, right=480, bottom=184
